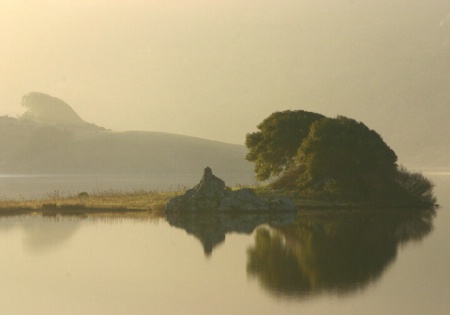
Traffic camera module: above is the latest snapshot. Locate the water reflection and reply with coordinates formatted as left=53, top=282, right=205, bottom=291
left=0, top=213, right=163, bottom=253
left=247, top=209, right=435, bottom=299
left=165, top=212, right=296, bottom=255
left=0, top=217, right=81, bottom=253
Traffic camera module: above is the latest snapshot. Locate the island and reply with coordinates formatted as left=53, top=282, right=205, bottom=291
left=0, top=104, right=437, bottom=216
left=245, top=110, right=437, bottom=209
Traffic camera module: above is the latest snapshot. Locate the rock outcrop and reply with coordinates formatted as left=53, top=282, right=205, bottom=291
left=165, top=167, right=297, bottom=212
left=20, top=92, right=85, bottom=125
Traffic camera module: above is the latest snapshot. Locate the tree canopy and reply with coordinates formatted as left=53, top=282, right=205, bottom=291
left=296, top=116, right=398, bottom=200
left=246, top=110, right=436, bottom=207
left=245, top=110, right=325, bottom=180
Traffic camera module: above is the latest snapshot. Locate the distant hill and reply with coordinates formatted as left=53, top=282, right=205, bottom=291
left=20, top=92, right=85, bottom=125
left=0, top=93, right=252, bottom=175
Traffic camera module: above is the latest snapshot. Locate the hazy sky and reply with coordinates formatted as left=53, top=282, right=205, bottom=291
left=1, top=0, right=449, bottom=145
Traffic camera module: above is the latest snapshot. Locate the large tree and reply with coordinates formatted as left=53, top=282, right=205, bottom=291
left=248, top=111, right=435, bottom=206
left=296, top=116, right=398, bottom=200
left=245, top=110, right=325, bottom=181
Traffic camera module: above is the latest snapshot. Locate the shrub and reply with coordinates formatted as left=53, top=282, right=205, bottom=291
left=78, top=192, right=89, bottom=199
left=395, top=167, right=436, bottom=207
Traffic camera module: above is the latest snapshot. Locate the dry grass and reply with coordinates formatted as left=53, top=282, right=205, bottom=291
left=0, top=189, right=183, bottom=216
left=0, top=185, right=363, bottom=217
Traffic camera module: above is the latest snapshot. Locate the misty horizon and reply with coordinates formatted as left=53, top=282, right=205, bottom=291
left=1, top=0, right=449, bottom=167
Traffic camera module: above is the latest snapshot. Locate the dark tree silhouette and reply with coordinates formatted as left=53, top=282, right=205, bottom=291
left=245, top=110, right=324, bottom=181
left=247, top=111, right=436, bottom=206
left=296, top=116, right=398, bottom=201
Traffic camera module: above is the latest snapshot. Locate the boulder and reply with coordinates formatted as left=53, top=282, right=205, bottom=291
left=165, top=167, right=297, bottom=212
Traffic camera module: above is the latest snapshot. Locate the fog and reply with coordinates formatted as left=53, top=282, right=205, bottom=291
left=1, top=0, right=449, bottom=166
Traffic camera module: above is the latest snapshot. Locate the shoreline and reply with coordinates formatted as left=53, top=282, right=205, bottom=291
left=0, top=189, right=435, bottom=218
left=0, top=190, right=178, bottom=217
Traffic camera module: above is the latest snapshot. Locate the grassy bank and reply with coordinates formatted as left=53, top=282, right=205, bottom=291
left=0, top=187, right=354, bottom=217
left=0, top=189, right=181, bottom=216
left=0, top=186, right=430, bottom=218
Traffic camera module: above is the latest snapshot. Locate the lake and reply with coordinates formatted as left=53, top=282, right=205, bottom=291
left=0, top=173, right=448, bottom=315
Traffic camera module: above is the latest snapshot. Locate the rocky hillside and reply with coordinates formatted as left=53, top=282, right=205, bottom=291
left=0, top=93, right=252, bottom=175
left=20, top=92, right=85, bottom=125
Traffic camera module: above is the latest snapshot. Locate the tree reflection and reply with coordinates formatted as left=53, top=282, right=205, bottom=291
left=165, top=212, right=296, bottom=256
left=247, top=209, right=435, bottom=298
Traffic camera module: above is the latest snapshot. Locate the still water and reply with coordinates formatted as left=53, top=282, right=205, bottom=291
left=0, top=173, right=448, bottom=315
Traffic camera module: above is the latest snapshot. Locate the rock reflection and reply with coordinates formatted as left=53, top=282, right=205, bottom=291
left=247, top=209, right=436, bottom=299
left=165, top=212, right=297, bottom=256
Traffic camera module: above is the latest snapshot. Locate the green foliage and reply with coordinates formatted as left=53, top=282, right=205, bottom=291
left=269, top=165, right=305, bottom=190
left=245, top=110, right=324, bottom=180
left=296, top=116, right=398, bottom=201
left=78, top=192, right=90, bottom=199
left=395, top=166, right=436, bottom=207
left=247, top=110, right=436, bottom=207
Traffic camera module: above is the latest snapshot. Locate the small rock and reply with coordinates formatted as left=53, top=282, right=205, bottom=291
left=165, top=167, right=297, bottom=212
